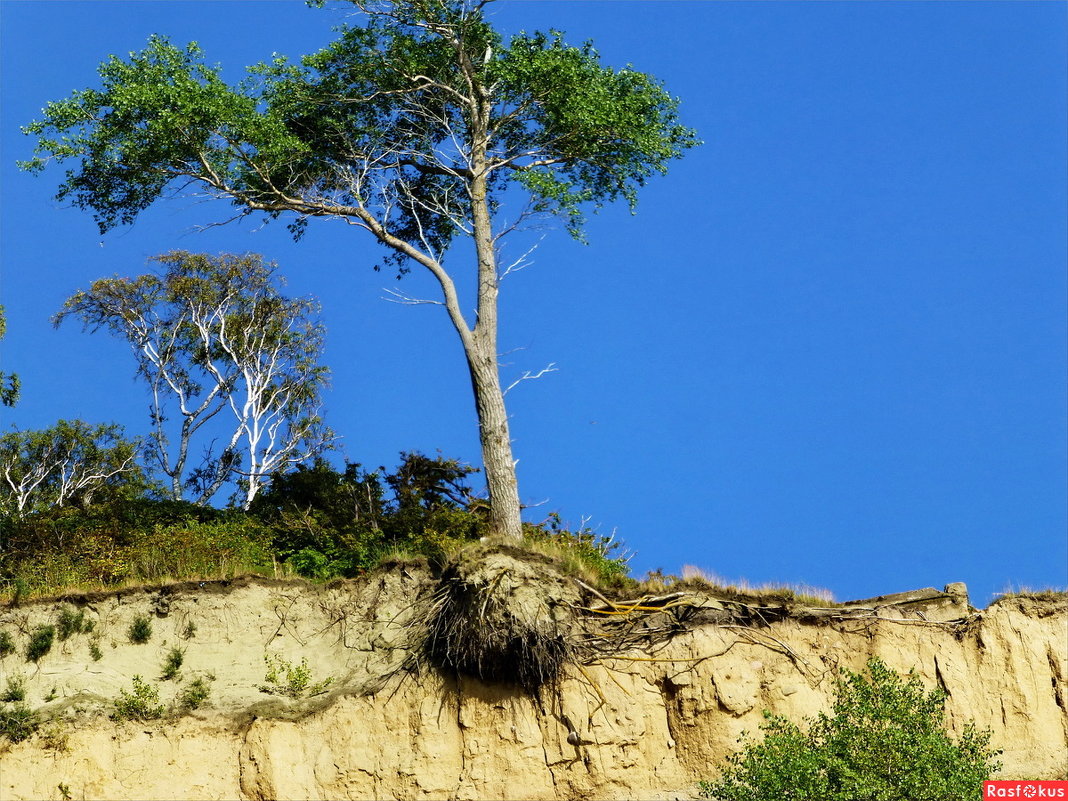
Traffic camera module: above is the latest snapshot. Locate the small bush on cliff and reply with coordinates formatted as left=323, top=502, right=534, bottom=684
left=0, top=629, right=14, bottom=658
left=0, top=702, right=38, bottom=742
left=258, top=654, right=333, bottom=698
left=176, top=677, right=211, bottom=711
left=699, top=658, right=1000, bottom=801
left=26, top=624, right=55, bottom=662
left=127, top=614, right=152, bottom=644
left=111, top=675, right=164, bottom=721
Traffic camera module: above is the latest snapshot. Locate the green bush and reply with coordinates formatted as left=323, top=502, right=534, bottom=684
left=0, top=629, right=14, bottom=658
left=253, top=453, right=486, bottom=579
left=26, top=625, right=55, bottom=662
left=258, top=654, right=333, bottom=698
left=699, top=658, right=1001, bottom=801
left=177, top=677, right=211, bottom=711
left=1, top=676, right=25, bottom=703
left=56, top=606, right=91, bottom=640
left=0, top=702, right=38, bottom=742
left=111, top=675, right=164, bottom=721
left=160, top=647, right=184, bottom=680
left=128, top=615, right=152, bottom=644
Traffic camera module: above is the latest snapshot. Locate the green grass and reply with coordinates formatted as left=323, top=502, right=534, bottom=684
left=56, top=606, right=92, bottom=640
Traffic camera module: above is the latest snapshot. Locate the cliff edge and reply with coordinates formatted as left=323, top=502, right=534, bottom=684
left=0, top=546, right=1064, bottom=800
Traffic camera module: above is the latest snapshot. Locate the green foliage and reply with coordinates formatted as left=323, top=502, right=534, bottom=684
left=56, top=606, right=92, bottom=641
left=0, top=629, right=14, bottom=658
left=0, top=420, right=144, bottom=518
left=0, top=703, right=38, bottom=742
left=699, top=658, right=1001, bottom=801
left=181, top=622, right=197, bottom=640
left=21, top=6, right=696, bottom=248
left=160, top=647, right=184, bottom=681
left=1, top=676, right=25, bottom=703
left=0, top=306, right=19, bottom=408
left=26, top=625, right=56, bottom=662
left=177, top=677, right=211, bottom=711
left=258, top=654, right=333, bottom=699
left=252, top=452, right=485, bottom=578
left=128, top=615, right=152, bottom=645
left=111, top=675, right=165, bottom=721
left=89, top=638, right=103, bottom=662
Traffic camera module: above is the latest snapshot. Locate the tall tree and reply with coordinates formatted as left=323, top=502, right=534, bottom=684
left=55, top=252, right=331, bottom=508
left=21, top=0, right=698, bottom=539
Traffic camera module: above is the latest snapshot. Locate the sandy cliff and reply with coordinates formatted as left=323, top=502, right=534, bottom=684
left=0, top=550, right=1064, bottom=801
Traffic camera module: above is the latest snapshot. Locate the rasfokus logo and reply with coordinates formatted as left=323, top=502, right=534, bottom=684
left=984, top=781, right=1068, bottom=798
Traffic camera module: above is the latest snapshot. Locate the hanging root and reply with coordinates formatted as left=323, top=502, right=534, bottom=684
left=424, top=544, right=582, bottom=692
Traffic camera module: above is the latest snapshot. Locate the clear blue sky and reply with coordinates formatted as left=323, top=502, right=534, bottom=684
left=1, top=1, right=1065, bottom=606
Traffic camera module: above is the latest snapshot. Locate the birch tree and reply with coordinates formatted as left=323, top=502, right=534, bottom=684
left=0, top=420, right=140, bottom=517
left=55, top=252, right=331, bottom=508
left=21, top=0, right=698, bottom=539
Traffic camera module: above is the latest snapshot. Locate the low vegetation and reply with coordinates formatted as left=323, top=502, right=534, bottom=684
left=127, top=615, right=152, bottom=645
left=159, top=647, right=184, bottom=681
left=0, top=703, right=38, bottom=743
left=699, top=658, right=1001, bottom=801
left=176, top=677, right=210, bottom=711
left=56, top=606, right=92, bottom=640
left=111, top=675, right=165, bottom=721
left=258, top=654, right=333, bottom=699
left=0, top=453, right=633, bottom=601
left=26, top=625, right=55, bottom=662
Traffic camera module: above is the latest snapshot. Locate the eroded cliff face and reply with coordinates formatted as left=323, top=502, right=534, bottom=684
left=0, top=554, right=1064, bottom=801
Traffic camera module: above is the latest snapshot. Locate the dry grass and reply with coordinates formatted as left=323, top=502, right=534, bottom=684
left=634, top=565, right=838, bottom=607
left=989, top=585, right=1068, bottom=606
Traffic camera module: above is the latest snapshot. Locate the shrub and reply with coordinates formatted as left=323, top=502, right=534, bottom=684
left=160, top=647, right=184, bottom=681
left=128, top=615, right=152, bottom=644
left=253, top=453, right=486, bottom=579
left=177, top=677, right=210, bottom=711
left=26, top=624, right=55, bottom=662
left=111, top=675, right=164, bottom=721
left=56, top=606, right=91, bottom=640
left=699, top=658, right=1001, bottom=801
left=0, top=702, right=38, bottom=742
left=0, top=629, right=14, bottom=658
left=258, top=654, right=332, bottom=699
left=89, top=638, right=103, bottom=661
left=1, top=676, right=25, bottom=703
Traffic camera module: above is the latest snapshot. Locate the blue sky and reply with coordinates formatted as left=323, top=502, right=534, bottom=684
left=1, top=1, right=1065, bottom=606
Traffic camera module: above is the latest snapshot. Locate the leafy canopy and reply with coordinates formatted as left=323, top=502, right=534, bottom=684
left=21, top=0, right=698, bottom=267
left=700, top=658, right=1001, bottom=801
